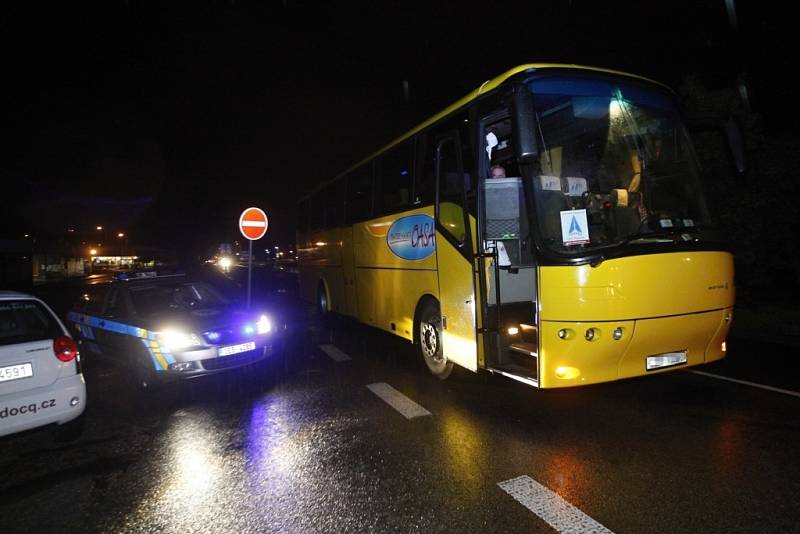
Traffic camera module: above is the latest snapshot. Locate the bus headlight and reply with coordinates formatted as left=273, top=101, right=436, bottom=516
left=158, top=330, right=203, bottom=350
left=555, top=366, right=581, bottom=380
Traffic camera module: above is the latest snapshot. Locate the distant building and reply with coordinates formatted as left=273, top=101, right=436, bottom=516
left=0, top=239, right=33, bottom=291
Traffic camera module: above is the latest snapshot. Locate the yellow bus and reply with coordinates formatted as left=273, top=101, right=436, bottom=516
left=296, top=64, right=734, bottom=388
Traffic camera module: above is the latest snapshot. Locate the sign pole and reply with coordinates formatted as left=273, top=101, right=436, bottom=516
left=247, top=239, right=253, bottom=309
left=238, top=207, right=268, bottom=311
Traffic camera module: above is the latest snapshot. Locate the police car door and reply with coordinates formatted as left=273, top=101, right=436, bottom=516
left=100, top=287, right=137, bottom=369
left=69, top=285, right=110, bottom=358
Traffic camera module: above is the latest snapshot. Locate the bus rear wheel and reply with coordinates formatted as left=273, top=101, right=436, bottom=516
left=417, top=300, right=453, bottom=380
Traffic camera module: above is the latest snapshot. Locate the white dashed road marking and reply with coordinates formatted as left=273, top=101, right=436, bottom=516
left=319, top=344, right=352, bottom=362
left=689, top=370, right=800, bottom=399
left=366, top=382, right=431, bottom=419
left=498, top=475, right=614, bottom=534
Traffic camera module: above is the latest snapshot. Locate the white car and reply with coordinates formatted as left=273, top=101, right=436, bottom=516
left=0, top=291, right=86, bottom=438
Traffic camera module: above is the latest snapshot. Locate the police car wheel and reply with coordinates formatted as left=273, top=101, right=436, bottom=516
left=132, top=361, right=156, bottom=391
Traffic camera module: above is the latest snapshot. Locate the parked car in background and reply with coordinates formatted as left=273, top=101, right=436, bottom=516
left=0, top=291, right=86, bottom=439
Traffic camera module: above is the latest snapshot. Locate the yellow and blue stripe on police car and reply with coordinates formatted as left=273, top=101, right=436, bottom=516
left=67, top=312, right=176, bottom=372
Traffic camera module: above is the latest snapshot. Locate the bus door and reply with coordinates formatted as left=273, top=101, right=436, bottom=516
left=434, top=133, right=478, bottom=371
left=479, top=119, right=539, bottom=386
left=478, top=108, right=539, bottom=386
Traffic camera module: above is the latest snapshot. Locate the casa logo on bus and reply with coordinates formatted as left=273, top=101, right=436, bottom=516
left=386, top=214, right=436, bottom=260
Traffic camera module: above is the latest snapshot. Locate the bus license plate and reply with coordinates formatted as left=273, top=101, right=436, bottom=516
left=0, top=363, right=34, bottom=382
left=646, top=351, right=687, bottom=371
left=219, top=342, right=256, bottom=357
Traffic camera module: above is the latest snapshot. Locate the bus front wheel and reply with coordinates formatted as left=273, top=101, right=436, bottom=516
left=417, top=300, right=453, bottom=380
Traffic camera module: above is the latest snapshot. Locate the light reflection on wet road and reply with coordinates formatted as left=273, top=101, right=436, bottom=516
left=2, top=312, right=800, bottom=533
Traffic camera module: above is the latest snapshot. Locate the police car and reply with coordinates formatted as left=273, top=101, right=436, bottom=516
left=67, top=271, right=281, bottom=388
left=1, top=291, right=86, bottom=438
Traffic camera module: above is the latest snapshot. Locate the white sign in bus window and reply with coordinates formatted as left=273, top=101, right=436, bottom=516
left=564, top=177, right=587, bottom=196
left=560, top=209, right=590, bottom=246
left=540, top=175, right=561, bottom=192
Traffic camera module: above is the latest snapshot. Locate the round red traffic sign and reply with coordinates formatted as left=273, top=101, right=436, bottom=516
left=239, top=207, right=269, bottom=240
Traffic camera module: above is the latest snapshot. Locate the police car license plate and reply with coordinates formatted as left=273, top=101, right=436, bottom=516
left=219, top=342, right=256, bottom=357
left=0, top=363, right=34, bottom=382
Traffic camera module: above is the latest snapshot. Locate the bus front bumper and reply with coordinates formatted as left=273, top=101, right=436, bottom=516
left=538, top=308, right=733, bottom=388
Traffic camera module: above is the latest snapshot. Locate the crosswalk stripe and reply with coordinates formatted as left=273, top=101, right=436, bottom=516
left=319, top=344, right=352, bottom=362
left=366, top=382, right=431, bottom=419
left=498, top=475, right=614, bottom=534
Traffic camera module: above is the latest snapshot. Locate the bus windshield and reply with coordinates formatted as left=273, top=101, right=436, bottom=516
left=525, top=75, right=711, bottom=254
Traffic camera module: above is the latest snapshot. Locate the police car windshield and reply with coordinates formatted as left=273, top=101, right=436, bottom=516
left=129, top=282, right=227, bottom=318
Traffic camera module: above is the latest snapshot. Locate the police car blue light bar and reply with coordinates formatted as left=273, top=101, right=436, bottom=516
left=114, top=271, right=185, bottom=281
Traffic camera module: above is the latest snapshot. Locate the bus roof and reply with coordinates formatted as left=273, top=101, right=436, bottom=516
left=301, top=63, right=667, bottom=200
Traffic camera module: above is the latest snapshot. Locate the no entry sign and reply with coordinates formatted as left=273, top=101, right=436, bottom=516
left=239, top=207, right=268, bottom=240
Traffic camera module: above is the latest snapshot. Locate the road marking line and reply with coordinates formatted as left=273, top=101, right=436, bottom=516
left=366, top=382, right=431, bottom=419
left=689, top=370, right=800, bottom=398
left=319, top=344, right=351, bottom=362
left=498, top=475, right=614, bottom=534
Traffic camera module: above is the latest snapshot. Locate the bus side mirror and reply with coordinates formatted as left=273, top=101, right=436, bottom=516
left=687, top=111, right=746, bottom=177
left=724, top=117, right=746, bottom=175
left=512, top=85, right=538, bottom=164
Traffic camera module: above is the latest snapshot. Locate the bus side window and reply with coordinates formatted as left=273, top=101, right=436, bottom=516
left=416, top=134, right=436, bottom=206
left=484, top=115, right=517, bottom=178
left=436, top=137, right=466, bottom=244
left=323, top=181, right=344, bottom=229
left=375, top=139, right=413, bottom=214
left=309, top=193, right=324, bottom=231
left=345, top=163, right=373, bottom=224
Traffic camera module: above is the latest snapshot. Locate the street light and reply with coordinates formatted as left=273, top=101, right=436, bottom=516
left=96, top=226, right=103, bottom=231
left=117, top=232, right=128, bottom=261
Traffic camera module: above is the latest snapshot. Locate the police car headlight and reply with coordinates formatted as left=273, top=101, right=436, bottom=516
left=158, top=330, right=203, bottom=350
left=256, top=315, right=272, bottom=334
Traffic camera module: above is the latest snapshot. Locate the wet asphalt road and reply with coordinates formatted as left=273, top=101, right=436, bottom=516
left=2, top=274, right=800, bottom=533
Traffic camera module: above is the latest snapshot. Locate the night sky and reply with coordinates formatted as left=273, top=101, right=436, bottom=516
left=2, top=1, right=791, bottom=258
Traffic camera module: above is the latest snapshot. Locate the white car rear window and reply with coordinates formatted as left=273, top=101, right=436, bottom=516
left=0, top=300, right=62, bottom=346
